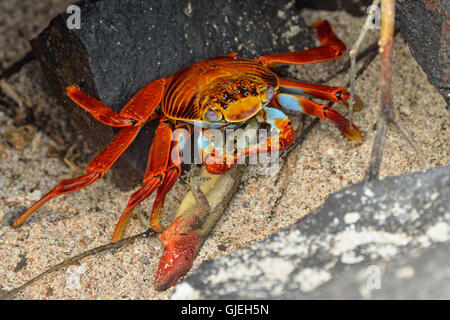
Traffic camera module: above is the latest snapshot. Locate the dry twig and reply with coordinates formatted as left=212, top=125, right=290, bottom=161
left=0, top=229, right=155, bottom=300
left=365, top=0, right=429, bottom=180
left=349, top=0, right=380, bottom=127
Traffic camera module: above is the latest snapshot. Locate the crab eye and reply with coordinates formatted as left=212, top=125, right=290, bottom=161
left=267, top=86, right=275, bottom=100
left=204, top=108, right=223, bottom=122
left=262, top=86, right=275, bottom=103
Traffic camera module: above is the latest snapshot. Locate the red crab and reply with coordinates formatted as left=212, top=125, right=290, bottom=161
left=12, top=21, right=362, bottom=290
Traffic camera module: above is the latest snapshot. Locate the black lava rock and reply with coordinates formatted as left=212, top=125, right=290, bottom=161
left=295, top=0, right=373, bottom=17
left=30, top=0, right=313, bottom=190
left=396, top=0, right=450, bottom=106
left=172, top=166, right=450, bottom=299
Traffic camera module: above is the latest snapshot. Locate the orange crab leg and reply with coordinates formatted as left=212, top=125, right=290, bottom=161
left=66, top=79, right=166, bottom=127
left=112, top=121, right=172, bottom=241
left=120, top=79, right=166, bottom=125
left=274, top=93, right=362, bottom=142
left=148, top=128, right=189, bottom=233
left=142, top=121, right=173, bottom=184
left=255, top=20, right=346, bottom=67
left=67, top=86, right=134, bottom=127
left=147, top=160, right=181, bottom=233
left=278, top=78, right=350, bottom=104
left=111, top=121, right=188, bottom=241
left=12, top=125, right=141, bottom=228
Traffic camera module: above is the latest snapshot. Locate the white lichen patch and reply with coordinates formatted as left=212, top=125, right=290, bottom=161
left=395, top=266, right=415, bottom=279
left=269, top=231, right=309, bottom=257
left=27, top=189, right=42, bottom=201
left=344, top=212, right=361, bottom=224
left=415, top=235, right=432, bottom=248
left=341, top=251, right=364, bottom=264
left=366, top=243, right=399, bottom=259
left=171, top=282, right=200, bottom=300
left=426, top=222, right=449, bottom=243
left=373, top=211, right=388, bottom=223
left=260, top=257, right=295, bottom=282
left=330, top=230, right=409, bottom=256
left=294, top=268, right=331, bottom=292
left=277, top=10, right=287, bottom=19
left=363, top=187, right=375, bottom=198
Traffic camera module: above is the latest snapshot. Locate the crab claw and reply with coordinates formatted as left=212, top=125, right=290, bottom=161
left=154, top=216, right=202, bottom=291
left=278, top=118, right=296, bottom=150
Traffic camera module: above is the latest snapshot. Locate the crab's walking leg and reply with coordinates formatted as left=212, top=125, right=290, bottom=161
left=255, top=20, right=346, bottom=67
left=12, top=126, right=141, bottom=228
left=112, top=121, right=172, bottom=241
left=273, top=93, right=362, bottom=142
left=67, top=79, right=166, bottom=127
left=148, top=127, right=190, bottom=233
left=111, top=123, right=189, bottom=241
left=278, top=78, right=349, bottom=104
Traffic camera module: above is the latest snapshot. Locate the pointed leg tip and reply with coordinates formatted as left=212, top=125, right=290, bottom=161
left=324, top=108, right=363, bottom=143
left=313, top=20, right=327, bottom=27
left=343, top=125, right=364, bottom=144
left=66, top=85, right=78, bottom=96
left=339, top=90, right=350, bottom=102
left=110, top=234, right=122, bottom=243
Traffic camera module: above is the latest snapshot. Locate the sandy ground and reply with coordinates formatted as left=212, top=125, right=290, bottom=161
left=0, top=0, right=76, bottom=72
left=0, top=7, right=448, bottom=299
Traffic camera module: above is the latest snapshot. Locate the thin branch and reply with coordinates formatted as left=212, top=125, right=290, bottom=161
left=0, top=229, right=155, bottom=300
left=366, top=117, right=389, bottom=180
left=365, top=0, right=429, bottom=180
left=393, top=121, right=428, bottom=166
left=366, top=0, right=395, bottom=179
left=349, top=0, right=381, bottom=128
left=322, top=40, right=379, bottom=83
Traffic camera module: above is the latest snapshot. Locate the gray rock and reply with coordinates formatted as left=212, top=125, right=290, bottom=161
left=30, top=0, right=313, bottom=190
left=172, top=166, right=450, bottom=299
